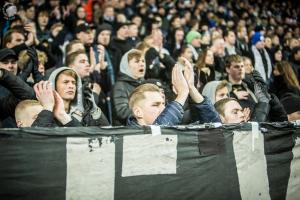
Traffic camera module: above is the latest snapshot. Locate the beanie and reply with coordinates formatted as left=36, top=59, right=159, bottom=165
left=251, top=32, right=264, bottom=45
left=186, top=31, right=201, bottom=44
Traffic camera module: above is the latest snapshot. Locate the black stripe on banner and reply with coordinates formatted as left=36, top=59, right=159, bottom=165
left=0, top=129, right=67, bottom=200
left=263, top=125, right=295, bottom=200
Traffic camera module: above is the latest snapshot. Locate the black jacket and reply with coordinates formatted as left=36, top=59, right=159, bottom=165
left=31, top=110, right=82, bottom=127
left=144, top=47, right=175, bottom=85
left=0, top=70, right=35, bottom=127
left=112, top=73, right=143, bottom=125
left=269, top=75, right=300, bottom=100
left=109, top=37, right=133, bottom=77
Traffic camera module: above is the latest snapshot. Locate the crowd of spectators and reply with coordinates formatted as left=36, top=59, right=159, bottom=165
left=0, top=0, right=300, bottom=127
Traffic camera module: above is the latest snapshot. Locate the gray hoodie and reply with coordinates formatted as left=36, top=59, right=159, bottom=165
left=48, top=67, right=85, bottom=122
left=201, top=81, right=222, bottom=105
left=119, top=49, right=145, bottom=80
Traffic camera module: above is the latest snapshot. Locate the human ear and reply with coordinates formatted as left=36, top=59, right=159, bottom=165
left=16, top=120, right=23, bottom=128
left=225, top=67, right=230, bottom=74
left=133, top=106, right=143, bottom=119
left=220, top=115, right=226, bottom=123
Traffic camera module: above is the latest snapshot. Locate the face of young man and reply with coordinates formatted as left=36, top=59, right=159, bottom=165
left=55, top=73, right=76, bottom=101
left=129, top=24, right=138, bottom=37
left=226, top=61, right=245, bottom=83
left=0, top=58, right=18, bottom=75
left=117, top=25, right=129, bottom=40
left=128, top=56, right=146, bottom=79
left=134, top=91, right=165, bottom=125
left=215, top=86, right=229, bottom=102
left=17, top=104, right=43, bottom=127
left=69, top=53, right=91, bottom=78
left=221, top=100, right=245, bottom=123
left=77, top=31, right=93, bottom=45
left=97, top=30, right=111, bottom=46
left=38, top=13, right=49, bottom=27
left=6, top=32, right=25, bottom=48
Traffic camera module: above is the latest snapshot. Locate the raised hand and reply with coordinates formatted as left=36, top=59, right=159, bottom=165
left=179, top=57, right=194, bottom=87
left=34, top=81, right=54, bottom=111
left=180, top=57, right=204, bottom=103
left=172, top=63, right=189, bottom=105
left=53, top=90, right=72, bottom=125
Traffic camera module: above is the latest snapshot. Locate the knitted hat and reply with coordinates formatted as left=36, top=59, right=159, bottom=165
left=115, top=22, right=131, bottom=32
left=97, top=23, right=112, bottom=34
left=186, top=31, right=201, bottom=44
left=251, top=32, right=264, bottom=45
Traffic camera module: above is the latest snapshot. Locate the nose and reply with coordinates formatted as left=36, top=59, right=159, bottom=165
left=238, top=111, right=245, bottom=119
left=68, top=83, right=75, bottom=89
left=158, top=104, right=165, bottom=113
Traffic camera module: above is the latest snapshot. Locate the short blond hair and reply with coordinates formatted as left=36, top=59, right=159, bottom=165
left=129, top=83, right=161, bottom=109
left=127, top=49, right=143, bottom=62
left=15, top=100, right=41, bottom=121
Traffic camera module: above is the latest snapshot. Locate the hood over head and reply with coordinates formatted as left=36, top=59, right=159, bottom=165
left=120, top=49, right=144, bottom=80
left=48, top=67, right=84, bottom=122
left=202, top=81, right=222, bottom=104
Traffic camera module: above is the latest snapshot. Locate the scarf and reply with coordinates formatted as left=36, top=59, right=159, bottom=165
left=251, top=46, right=272, bottom=82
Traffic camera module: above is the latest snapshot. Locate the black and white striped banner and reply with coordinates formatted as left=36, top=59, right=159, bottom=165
left=0, top=123, right=299, bottom=200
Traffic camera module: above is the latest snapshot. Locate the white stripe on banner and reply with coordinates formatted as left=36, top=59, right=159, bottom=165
left=66, top=137, right=115, bottom=200
left=286, top=137, right=300, bottom=200
left=233, top=131, right=271, bottom=200
left=122, top=134, right=177, bottom=177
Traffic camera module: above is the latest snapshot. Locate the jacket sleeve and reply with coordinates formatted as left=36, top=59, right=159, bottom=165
left=268, top=93, right=288, bottom=122
left=112, top=83, right=132, bottom=124
left=64, top=117, right=83, bottom=127
left=250, top=102, right=270, bottom=122
left=0, top=70, right=35, bottom=99
left=31, top=110, right=56, bottom=127
left=191, top=97, right=221, bottom=124
left=153, top=101, right=184, bottom=126
left=82, top=111, right=110, bottom=126
left=0, top=95, right=20, bottom=120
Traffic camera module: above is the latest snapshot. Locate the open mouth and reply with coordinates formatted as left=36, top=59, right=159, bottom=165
left=139, top=68, right=145, bottom=73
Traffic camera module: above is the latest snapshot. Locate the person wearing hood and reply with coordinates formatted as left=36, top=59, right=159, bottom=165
left=112, top=49, right=146, bottom=125
left=48, top=67, right=109, bottom=126
left=15, top=81, right=79, bottom=127
left=202, top=80, right=229, bottom=105
left=14, top=67, right=108, bottom=127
